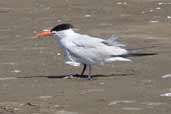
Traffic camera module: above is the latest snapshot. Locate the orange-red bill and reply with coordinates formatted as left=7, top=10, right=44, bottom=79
left=36, top=31, right=52, bottom=37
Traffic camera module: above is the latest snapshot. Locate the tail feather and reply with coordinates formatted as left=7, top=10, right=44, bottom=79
left=111, top=52, right=157, bottom=58
left=126, top=52, right=157, bottom=57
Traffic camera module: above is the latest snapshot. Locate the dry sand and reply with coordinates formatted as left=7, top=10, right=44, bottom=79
left=0, top=0, right=171, bottom=114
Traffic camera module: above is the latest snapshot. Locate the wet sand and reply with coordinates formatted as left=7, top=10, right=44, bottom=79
left=0, top=0, right=171, bottom=114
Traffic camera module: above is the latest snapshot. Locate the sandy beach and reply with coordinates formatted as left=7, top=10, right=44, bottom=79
left=0, top=0, right=171, bottom=114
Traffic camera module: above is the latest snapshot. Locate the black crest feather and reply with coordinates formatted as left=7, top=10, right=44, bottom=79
left=51, top=23, right=74, bottom=32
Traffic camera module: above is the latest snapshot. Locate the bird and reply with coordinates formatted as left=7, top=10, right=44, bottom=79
left=36, top=23, right=156, bottom=79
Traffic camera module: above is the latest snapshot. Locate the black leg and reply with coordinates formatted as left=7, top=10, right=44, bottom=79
left=80, top=64, right=87, bottom=76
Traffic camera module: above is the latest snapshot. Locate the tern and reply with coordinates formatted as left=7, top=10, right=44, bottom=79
left=36, top=23, right=156, bottom=79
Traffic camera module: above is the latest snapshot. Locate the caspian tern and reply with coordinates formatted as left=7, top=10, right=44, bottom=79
left=36, top=23, right=156, bottom=79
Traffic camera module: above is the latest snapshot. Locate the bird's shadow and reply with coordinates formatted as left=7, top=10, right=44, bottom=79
left=17, top=73, right=134, bottom=79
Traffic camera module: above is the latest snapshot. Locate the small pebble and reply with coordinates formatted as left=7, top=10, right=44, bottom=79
left=57, top=19, right=62, bottom=23
left=161, top=74, right=171, bottom=78
left=57, top=53, right=61, bottom=56
left=160, top=93, right=171, bottom=97
left=54, top=104, right=60, bottom=108
left=108, top=100, right=136, bottom=106
left=156, top=7, right=161, bottom=10
left=150, top=20, right=159, bottom=23
left=149, top=9, right=154, bottom=12
left=108, top=101, right=118, bottom=105
left=123, top=2, right=127, bottom=5
left=167, top=16, right=171, bottom=19
left=11, top=70, right=21, bottom=73
left=39, top=96, right=53, bottom=99
left=116, top=2, right=122, bottom=5
left=158, top=2, right=163, bottom=5
left=84, top=14, right=91, bottom=18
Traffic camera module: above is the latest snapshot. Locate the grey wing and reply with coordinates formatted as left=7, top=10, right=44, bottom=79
left=102, top=35, right=126, bottom=47
left=66, top=35, right=128, bottom=64
left=66, top=36, right=105, bottom=64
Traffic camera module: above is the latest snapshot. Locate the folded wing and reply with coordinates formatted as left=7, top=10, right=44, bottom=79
left=66, top=35, right=129, bottom=64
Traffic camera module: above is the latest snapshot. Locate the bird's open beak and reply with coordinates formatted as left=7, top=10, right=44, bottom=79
left=35, top=29, right=53, bottom=38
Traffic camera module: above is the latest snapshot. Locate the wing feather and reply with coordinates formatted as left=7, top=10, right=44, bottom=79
left=64, top=35, right=128, bottom=64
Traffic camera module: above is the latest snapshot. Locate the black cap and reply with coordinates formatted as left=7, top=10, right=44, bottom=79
left=51, top=23, right=74, bottom=32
